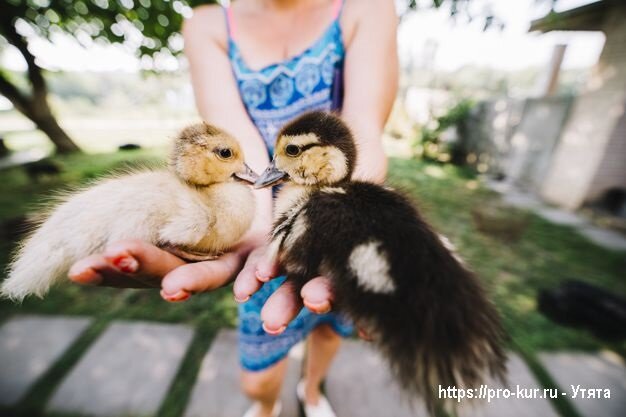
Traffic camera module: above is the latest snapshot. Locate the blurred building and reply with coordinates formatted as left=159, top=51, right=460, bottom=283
left=531, top=0, right=626, bottom=211
left=461, top=0, right=625, bottom=216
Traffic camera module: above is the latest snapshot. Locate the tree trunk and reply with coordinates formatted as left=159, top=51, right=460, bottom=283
left=0, top=73, right=81, bottom=154
left=32, top=112, right=81, bottom=154
left=0, top=9, right=81, bottom=154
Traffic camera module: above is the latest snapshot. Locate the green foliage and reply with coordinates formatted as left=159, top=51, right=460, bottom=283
left=0, top=0, right=509, bottom=63
left=406, top=0, right=506, bottom=30
left=414, top=98, right=474, bottom=163
left=2, top=0, right=217, bottom=60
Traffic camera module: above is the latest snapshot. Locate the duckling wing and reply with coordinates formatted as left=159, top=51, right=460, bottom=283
left=1, top=171, right=206, bottom=300
left=157, top=181, right=254, bottom=255
left=158, top=194, right=216, bottom=250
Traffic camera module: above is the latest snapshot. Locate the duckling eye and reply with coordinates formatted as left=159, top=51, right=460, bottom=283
left=285, top=144, right=301, bottom=157
left=216, top=148, right=233, bottom=160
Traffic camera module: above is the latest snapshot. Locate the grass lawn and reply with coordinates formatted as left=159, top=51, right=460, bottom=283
left=0, top=149, right=624, bottom=417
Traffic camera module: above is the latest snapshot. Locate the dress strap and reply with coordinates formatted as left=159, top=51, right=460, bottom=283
left=332, top=0, right=345, bottom=20
left=223, top=5, right=237, bottom=41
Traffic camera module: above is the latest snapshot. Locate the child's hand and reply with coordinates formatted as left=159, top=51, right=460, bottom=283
left=69, top=239, right=247, bottom=302
left=233, top=245, right=335, bottom=334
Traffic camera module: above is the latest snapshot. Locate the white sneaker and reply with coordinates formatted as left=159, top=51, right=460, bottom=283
left=296, top=380, right=337, bottom=417
left=242, top=400, right=282, bottom=417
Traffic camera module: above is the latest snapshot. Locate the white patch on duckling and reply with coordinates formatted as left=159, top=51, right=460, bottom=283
left=349, top=241, right=396, bottom=294
left=438, top=234, right=465, bottom=264
left=284, top=212, right=308, bottom=248
left=321, top=187, right=346, bottom=194
left=266, top=231, right=283, bottom=264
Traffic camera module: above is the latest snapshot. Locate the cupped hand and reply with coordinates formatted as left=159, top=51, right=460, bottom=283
left=69, top=238, right=369, bottom=338
left=233, top=245, right=335, bottom=334
left=68, top=239, right=246, bottom=302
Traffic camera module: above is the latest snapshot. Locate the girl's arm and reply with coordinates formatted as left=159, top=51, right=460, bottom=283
left=183, top=5, right=274, bottom=242
left=341, top=0, right=398, bottom=183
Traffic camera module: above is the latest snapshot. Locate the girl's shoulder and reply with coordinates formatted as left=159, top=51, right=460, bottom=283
left=183, top=4, right=228, bottom=50
left=340, top=0, right=395, bottom=48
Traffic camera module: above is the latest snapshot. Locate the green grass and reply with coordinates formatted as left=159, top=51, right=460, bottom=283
left=0, top=152, right=624, bottom=417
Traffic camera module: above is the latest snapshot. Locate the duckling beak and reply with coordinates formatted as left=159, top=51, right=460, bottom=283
left=254, top=159, right=287, bottom=189
left=233, top=163, right=259, bottom=184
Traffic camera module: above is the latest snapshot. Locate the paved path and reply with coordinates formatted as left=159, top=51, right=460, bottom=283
left=183, top=330, right=303, bottom=417
left=2, top=318, right=625, bottom=417
left=461, top=354, right=559, bottom=417
left=487, top=181, right=626, bottom=251
left=539, top=352, right=626, bottom=417
left=47, top=321, right=193, bottom=417
left=326, top=339, right=424, bottom=416
left=0, top=315, right=91, bottom=406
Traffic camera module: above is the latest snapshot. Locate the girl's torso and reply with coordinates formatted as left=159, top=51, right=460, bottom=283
left=224, top=0, right=347, bottom=152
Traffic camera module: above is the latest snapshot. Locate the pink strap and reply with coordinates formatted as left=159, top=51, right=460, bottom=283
left=226, top=6, right=237, bottom=40
left=332, top=0, right=343, bottom=19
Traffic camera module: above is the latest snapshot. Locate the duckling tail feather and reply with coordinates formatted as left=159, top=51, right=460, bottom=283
left=1, top=230, right=72, bottom=302
left=329, top=236, right=507, bottom=413
left=380, top=276, right=506, bottom=413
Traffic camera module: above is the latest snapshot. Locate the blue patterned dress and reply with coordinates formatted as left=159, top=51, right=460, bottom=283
left=224, top=0, right=354, bottom=372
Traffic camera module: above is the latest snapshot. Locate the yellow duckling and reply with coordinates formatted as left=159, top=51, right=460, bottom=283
left=254, top=111, right=506, bottom=413
left=1, top=123, right=257, bottom=301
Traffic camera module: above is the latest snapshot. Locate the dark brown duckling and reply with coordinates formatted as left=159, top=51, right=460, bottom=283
left=254, top=111, right=506, bottom=413
left=1, top=123, right=257, bottom=301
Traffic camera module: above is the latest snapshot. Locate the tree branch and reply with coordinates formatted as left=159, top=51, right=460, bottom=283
left=0, top=5, right=47, bottom=100
left=0, top=71, right=32, bottom=117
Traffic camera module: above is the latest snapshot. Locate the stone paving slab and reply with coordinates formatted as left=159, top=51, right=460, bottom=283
left=183, top=330, right=303, bottom=417
left=327, top=343, right=558, bottom=417
left=460, top=354, right=559, bottom=417
left=47, top=321, right=193, bottom=417
left=578, top=227, right=626, bottom=251
left=326, top=339, right=426, bottom=417
left=539, top=352, right=626, bottom=417
left=487, top=181, right=626, bottom=252
left=535, top=207, right=587, bottom=227
left=0, top=315, right=91, bottom=406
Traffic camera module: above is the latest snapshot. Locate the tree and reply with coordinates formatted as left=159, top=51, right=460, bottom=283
left=0, top=0, right=215, bottom=153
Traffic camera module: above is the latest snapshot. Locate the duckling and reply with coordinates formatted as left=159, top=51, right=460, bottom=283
left=254, top=111, right=506, bottom=413
left=1, top=123, right=257, bottom=301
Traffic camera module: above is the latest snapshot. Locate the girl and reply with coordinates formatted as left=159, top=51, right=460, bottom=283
left=70, top=1, right=397, bottom=416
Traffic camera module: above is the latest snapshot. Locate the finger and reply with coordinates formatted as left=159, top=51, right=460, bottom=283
left=358, top=327, right=374, bottom=341
left=254, top=248, right=280, bottom=282
left=68, top=254, right=151, bottom=288
left=103, top=239, right=186, bottom=278
left=261, top=280, right=303, bottom=334
left=301, top=276, right=334, bottom=314
left=68, top=255, right=108, bottom=286
left=233, top=251, right=265, bottom=303
left=160, top=252, right=242, bottom=302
